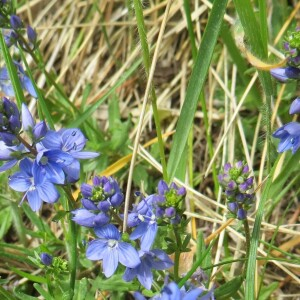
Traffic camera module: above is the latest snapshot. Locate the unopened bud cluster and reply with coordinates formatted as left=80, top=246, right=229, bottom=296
left=218, top=161, right=255, bottom=220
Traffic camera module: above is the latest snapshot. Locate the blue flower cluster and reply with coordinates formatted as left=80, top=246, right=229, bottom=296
left=0, top=98, right=98, bottom=211
left=0, top=1, right=38, bottom=98
left=218, top=161, right=255, bottom=220
left=134, top=281, right=214, bottom=300
left=72, top=179, right=190, bottom=289
left=270, top=28, right=300, bottom=153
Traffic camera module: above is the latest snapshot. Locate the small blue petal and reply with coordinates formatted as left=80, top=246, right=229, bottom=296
left=118, top=242, right=140, bottom=268
left=86, top=239, right=107, bottom=260
left=102, top=246, right=119, bottom=277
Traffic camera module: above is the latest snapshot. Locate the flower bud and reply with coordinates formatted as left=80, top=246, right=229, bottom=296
left=82, top=199, right=97, bottom=210
left=237, top=208, right=247, bottom=220
left=33, top=121, right=48, bottom=140
left=40, top=253, right=53, bottom=266
left=228, top=202, right=238, bottom=213
left=94, top=212, right=110, bottom=227
left=98, top=200, right=111, bottom=212
left=27, top=26, right=37, bottom=44
left=110, top=193, right=124, bottom=207
left=165, top=207, right=176, bottom=218
left=270, top=66, right=300, bottom=82
left=10, top=15, right=23, bottom=29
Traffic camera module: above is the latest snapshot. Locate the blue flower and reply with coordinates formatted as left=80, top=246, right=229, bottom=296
left=0, top=141, right=27, bottom=172
left=273, top=122, right=300, bottom=154
left=35, top=149, right=74, bottom=184
left=8, top=158, right=60, bottom=211
left=289, top=97, right=300, bottom=115
left=134, top=282, right=214, bottom=300
left=86, top=224, right=140, bottom=277
left=130, top=209, right=158, bottom=251
left=123, top=249, right=173, bottom=290
left=0, top=62, right=37, bottom=97
left=37, top=129, right=99, bottom=182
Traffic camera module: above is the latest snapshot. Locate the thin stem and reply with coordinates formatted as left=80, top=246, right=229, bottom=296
left=123, top=0, right=173, bottom=232
left=243, top=218, right=251, bottom=277
left=178, top=239, right=216, bottom=288
left=132, top=0, right=169, bottom=182
left=62, top=186, right=77, bottom=300
left=173, top=226, right=182, bottom=281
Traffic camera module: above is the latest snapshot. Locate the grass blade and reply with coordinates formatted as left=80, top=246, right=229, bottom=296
left=167, top=0, right=228, bottom=181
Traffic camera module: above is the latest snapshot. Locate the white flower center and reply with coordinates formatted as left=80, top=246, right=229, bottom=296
left=107, top=239, right=118, bottom=248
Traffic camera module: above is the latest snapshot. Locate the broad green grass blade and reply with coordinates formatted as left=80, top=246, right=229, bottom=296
left=167, top=0, right=228, bottom=181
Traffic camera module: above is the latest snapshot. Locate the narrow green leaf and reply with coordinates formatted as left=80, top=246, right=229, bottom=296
left=0, top=32, right=25, bottom=107
left=167, top=0, right=228, bottom=181
left=0, top=285, right=15, bottom=300
left=244, top=157, right=278, bottom=299
left=214, top=276, right=244, bottom=299
left=10, top=266, right=47, bottom=283
left=33, top=284, right=54, bottom=300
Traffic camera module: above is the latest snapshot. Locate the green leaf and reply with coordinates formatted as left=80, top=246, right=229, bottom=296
left=0, top=285, right=15, bottom=300
left=167, top=0, right=228, bottom=180
left=268, top=151, right=300, bottom=199
left=0, top=207, right=12, bottom=239
left=0, top=32, right=25, bottom=108
left=214, top=275, right=244, bottom=299
left=33, top=283, right=54, bottom=300
left=10, top=266, right=47, bottom=283
left=258, top=282, right=279, bottom=300
left=91, top=274, right=139, bottom=292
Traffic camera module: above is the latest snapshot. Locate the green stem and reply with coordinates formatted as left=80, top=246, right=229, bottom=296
left=178, top=239, right=216, bottom=288
left=173, top=227, right=181, bottom=281
left=62, top=186, right=77, bottom=300
left=243, top=218, right=251, bottom=277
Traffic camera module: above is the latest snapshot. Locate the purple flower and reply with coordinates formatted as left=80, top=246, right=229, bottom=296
left=8, top=158, right=60, bottom=211
left=270, top=66, right=300, bottom=82
left=289, top=97, right=300, bottom=114
left=40, top=253, right=53, bottom=266
left=86, top=224, right=140, bottom=277
left=123, top=249, right=173, bottom=290
left=272, top=122, right=300, bottom=153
